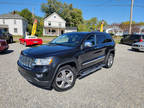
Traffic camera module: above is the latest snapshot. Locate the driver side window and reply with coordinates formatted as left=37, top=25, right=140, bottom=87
left=85, top=35, right=95, bottom=46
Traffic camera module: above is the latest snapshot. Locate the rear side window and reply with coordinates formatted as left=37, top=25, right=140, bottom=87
left=130, top=35, right=139, bottom=39
left=96, top=33, right=112, bottom=44
left=104, top=34, right=112, bottom=43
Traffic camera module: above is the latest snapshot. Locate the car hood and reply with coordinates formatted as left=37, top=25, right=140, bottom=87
left=134, top=42, right=144, bottom=45
left=22, top=44, right=75, bottom=58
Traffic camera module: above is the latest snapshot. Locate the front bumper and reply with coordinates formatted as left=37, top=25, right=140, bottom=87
left=17, top=62, right=52, bottom=89
left=132, top=46, right=144, bottom=51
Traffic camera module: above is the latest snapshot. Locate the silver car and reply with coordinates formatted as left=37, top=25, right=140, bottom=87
left=132, top=42, right=144, bottom=51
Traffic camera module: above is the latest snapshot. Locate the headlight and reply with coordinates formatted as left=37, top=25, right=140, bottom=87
left=34, top=57, right=53, bottom=65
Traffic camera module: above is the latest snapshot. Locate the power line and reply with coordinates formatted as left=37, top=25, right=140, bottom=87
left=0, top=1, right=40, bottom=5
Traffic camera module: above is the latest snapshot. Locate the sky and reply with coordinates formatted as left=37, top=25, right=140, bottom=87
left=0, top=0, right=144, bottom=24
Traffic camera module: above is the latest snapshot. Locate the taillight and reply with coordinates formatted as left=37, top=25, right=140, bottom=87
left=140, top=39, right=143, bottom=42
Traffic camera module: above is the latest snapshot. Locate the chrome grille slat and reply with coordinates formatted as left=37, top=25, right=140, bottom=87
left=19, top=55, right=33, bottom=68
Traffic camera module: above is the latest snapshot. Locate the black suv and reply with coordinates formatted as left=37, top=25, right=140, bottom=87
left=0, top=28, right=13, bottom=43
left=17, top=32, right=115, bottom=92
left=120, top=34, right=144, bottom=45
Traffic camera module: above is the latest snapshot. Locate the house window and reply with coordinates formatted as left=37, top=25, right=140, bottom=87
left=14, top=28, right=18, bottom=33
left=49, top=29, right=51, bottom=32
left=54, top=16, right=56, bottom=18
left=14, top=19, right=17, bottom=24
left=3, top=19, right=5, bottom=24
left=52, top=29, right=56, bottom=34
left=48, top=22, right=51, bottom=26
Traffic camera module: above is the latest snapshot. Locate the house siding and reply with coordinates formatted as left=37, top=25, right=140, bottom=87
left=43, top=13, right=66, bottom=36
left=0, top=18, right=27, bottom=36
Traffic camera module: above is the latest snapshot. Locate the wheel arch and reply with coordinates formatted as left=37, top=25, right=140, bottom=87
left=51, top=60, right=78, bottom=86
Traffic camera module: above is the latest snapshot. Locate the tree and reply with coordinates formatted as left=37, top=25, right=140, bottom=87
left=41, top=0, right=83, bottom=27
left=19, top=9, right=33, bottom=34
left=85, top=17, right=98, bottom=31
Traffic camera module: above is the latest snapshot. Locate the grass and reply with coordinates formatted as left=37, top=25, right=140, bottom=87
left=112, top=36, right=123, bottom=44
left=13, top=35, right=123, bottom=44
left=13, top=36, right=57, bottom=44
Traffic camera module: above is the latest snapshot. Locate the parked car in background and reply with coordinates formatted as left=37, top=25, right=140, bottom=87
left=120, top=34, right=144, bottom=45
left=19, top=35, right=43, bottom=47
left=132, top=42, right=144, bottom=52
left=0, top=39, right=9, bottom=52
left=17, top=32, right=115, bottom=92
left=0, top=28, right=13, bottom=43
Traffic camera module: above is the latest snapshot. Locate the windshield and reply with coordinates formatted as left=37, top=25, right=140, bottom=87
left=49, top=33, right=84, bottom=47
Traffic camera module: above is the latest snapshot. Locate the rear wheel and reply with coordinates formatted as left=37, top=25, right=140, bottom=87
left=105, top=53, right=114, bottom=68
left=53, top=65, right=76, bottom=92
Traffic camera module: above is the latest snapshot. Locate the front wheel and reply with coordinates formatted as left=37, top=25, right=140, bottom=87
left=52, top=65, right=76, bottom=92
left=105, top=53, right=114, bottom=68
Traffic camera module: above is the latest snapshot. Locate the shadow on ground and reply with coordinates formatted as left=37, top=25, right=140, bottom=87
left=128, top=49, right=144, bottom=53
left=0, top=50, right=14, bottom=55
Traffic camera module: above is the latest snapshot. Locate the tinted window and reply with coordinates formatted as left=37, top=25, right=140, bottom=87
left=96, top=33, right=112, bottom=44
left=96, top=34, right=105, bottom=44
left=104, top=34, right=112, bottom=43
left=130, top=35, right=139, bottom=39
left=85, top=35, right=95, bottom=46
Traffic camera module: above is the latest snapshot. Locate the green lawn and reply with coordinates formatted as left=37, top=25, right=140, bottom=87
left=13, top=35, right=122, bottom=45
left=13, top=36, right=57, bottom=44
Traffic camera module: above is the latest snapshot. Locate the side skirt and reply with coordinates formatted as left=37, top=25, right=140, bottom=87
left=78, top=64, right=105, bottom=79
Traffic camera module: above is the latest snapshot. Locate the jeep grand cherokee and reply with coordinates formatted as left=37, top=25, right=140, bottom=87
left=17, top=32, right=115, bottom=92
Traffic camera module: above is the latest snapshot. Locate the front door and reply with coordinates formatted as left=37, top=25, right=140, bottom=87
left=79, top=34, right=105, bottom=69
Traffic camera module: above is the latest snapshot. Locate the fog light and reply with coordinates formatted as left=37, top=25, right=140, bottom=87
left=36, top=74, right=43, bottom=78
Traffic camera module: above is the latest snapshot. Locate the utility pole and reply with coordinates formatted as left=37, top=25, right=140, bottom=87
left=129, top=0, right=134, bottom=34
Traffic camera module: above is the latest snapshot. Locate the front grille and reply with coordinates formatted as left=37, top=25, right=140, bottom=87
left=19, top=55, right=34, bottom=68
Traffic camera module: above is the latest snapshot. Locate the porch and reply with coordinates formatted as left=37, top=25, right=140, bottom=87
left=43, top=27, right=65, bottom=36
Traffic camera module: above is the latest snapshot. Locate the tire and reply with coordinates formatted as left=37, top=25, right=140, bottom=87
left=52, top=65, right=76, bottom=92
left=9, top=37, right=13, bottom=43
left=105, top=53, right=114, bottom=68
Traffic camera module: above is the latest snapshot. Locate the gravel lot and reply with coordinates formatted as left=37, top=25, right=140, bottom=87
left=0, top=43, right=144, bottom=108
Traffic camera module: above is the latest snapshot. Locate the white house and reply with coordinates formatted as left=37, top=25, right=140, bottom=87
left=43, top=12, right=66, bottom=36
left=104, top=26, right=123, bottom=36
left=0, top=13, right=28, bottom=36
left=43, top=12, right=77, bottom=36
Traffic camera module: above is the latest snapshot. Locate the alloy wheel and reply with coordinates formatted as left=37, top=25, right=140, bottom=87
left=56, top=69, right=74, bottom=89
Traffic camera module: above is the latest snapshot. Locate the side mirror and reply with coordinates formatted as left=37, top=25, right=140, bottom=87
left=84, top=41, right=93, bottom=48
